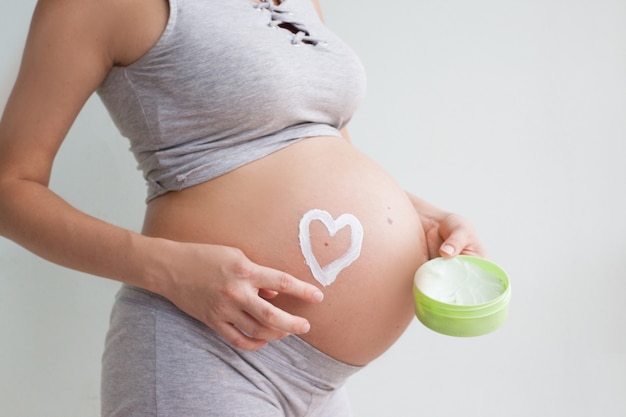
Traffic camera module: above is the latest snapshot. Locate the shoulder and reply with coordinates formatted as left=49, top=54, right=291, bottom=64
left=30, top=0, right=169, bottom=67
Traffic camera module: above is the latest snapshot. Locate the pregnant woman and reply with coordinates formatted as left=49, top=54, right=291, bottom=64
left=0, top=0, right=485, bottom=415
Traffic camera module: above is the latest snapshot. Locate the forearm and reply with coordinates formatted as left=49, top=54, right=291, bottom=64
left=0, top=178, right=161, bottom=291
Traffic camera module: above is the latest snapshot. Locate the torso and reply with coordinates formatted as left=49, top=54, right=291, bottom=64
left=143, top=137, right=429, bottom=365
left=106, top=0, right=429, bottom=365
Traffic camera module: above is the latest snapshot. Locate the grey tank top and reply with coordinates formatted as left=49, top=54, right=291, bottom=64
left=97, top=0, right=367, bottom=201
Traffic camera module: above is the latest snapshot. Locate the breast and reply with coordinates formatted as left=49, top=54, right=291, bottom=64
left=143, top=136, right=429, bottom=365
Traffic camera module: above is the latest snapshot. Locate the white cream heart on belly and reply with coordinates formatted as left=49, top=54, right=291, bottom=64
left=298, top=209, right=364, bottom=287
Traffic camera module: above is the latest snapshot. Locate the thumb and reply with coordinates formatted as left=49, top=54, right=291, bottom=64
left=439, top=241, right=459, bottom=258
left=440, top=233, right=488, bottom=259
left=437, top=214, right=475, bottom=258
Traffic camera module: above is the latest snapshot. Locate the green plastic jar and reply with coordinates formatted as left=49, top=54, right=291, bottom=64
left=413, top=255, right=511, bottom=337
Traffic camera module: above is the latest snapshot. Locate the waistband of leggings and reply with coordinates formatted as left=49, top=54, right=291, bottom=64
left=260, top=326, right=363, bottom=388
left=116, top=284, right=363, bottom=385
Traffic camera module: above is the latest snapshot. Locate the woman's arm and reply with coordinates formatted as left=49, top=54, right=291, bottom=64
left=0, top=0, right=323, bottom=351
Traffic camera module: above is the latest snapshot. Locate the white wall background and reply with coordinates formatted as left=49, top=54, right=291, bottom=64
left=1, top=0, right=624, bottom=416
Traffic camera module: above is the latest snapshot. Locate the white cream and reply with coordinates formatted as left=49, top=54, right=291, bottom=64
left=298, top=209, right=364, bottom=287
left=416, top=257, right=504, bottom=305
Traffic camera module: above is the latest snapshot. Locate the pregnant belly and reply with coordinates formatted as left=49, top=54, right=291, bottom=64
left=142, top=136, right=429, bottom=365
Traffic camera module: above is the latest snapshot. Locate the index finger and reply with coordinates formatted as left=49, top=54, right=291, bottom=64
left=253, top=265, right=324, bottom=304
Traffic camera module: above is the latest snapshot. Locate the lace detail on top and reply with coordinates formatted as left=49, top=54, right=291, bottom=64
left=253, top=0, right=325, bottom=45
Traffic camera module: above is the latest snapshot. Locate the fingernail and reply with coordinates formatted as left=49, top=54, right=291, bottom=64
left=312, top=291, right=324, bottom=303
left=442, top=244, right=455, bottom=255
left=302, top=322, right=311, bottom=333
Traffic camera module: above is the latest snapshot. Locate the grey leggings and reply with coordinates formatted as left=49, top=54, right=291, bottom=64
left=101, top=285, right=362, bottom=417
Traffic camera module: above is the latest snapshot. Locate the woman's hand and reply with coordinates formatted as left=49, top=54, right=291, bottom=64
left=423, top=212, right=487, bottom=259
left=407, top=193, right=488, bottom=260
left=150, top=240, right=324, bottom=351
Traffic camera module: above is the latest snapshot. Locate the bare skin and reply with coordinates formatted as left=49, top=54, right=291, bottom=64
left=0, top=0, right=486, bottom=356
